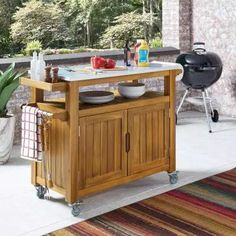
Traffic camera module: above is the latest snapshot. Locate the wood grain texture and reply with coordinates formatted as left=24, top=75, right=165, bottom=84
left=79, top=91, right=168, bottom=117
left=65, top=82, right=79, bottom=203
left=25, top=68, right=179, bottom=205
left=36, top=119, right=68, bottom=190
left=27, top=102, right=67, bottom=121
left=20, top=77, right=67, bottom=92
left=165, top=71, right=176, bottom=173
left=79, top=111, right=127, bottom=189
left=77, top=164, right=169, bottom=198
left=128, top=103, right=170, bottom=175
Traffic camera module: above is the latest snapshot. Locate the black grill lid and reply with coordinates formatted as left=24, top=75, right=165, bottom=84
left=184, top=52, right=221, bottom=67
left=176, top=43, right=223, bottom=89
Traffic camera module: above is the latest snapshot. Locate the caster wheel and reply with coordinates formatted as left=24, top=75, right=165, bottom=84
left=36, top=185, right=46, bottom=199
left=211, top=109, right=219, bottom=122
left=71, top=203, right=81, bottom=217
left=169, top=172, right=178, bottom=184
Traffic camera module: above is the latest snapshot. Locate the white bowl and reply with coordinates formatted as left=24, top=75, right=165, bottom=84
left=118, top=83, right=145, bottom=98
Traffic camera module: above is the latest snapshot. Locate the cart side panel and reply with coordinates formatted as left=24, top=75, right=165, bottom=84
left=34, top=118, right=68, bottom=193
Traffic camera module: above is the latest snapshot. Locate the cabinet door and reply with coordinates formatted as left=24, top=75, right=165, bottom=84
left=128, top=103, right=169, bottom=175
left=79, top=111, right=127, bottom=189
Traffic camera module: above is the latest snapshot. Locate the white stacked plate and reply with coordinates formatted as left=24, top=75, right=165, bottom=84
left=80, top=91, right=114, bottom=104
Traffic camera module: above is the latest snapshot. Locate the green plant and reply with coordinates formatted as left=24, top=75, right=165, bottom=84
left=151, top=38, right=163, bottom=48
left=0, top=63, right=25, bottom=117
left=57, top=48, right=73, bottom=54
left=73, top=47, right=87, bottom=53
left=11, top=0, right=70, bottom=49
left=25, top=40, right=42, bottom=56
left=43, top=48, right=55, bottom=55
left=100, top=11, right=152, bottom=48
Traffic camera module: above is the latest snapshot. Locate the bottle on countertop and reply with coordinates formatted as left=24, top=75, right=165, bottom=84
left=36, top=52, right=46, bottom=81
left=30, top=51, right=38, bottom=80
left=124, top=40, right=131, bottom=67
left=138, top=40, right=149, bottom=67
left=134, top=39, right=142, bottom=66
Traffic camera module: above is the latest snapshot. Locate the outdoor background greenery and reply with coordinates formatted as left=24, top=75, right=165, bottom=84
left=0, top=0, right=162, bottom=57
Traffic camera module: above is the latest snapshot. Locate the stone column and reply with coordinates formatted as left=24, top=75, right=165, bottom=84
left=179, top=0, right=193, bottom=51
left=162, top=0, right=180, bottom=49
left=162, top=0, right=193, bottom=52
left=162, top=0, right=194, bottom=112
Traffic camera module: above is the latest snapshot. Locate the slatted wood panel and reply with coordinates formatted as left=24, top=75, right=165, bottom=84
left=128, top=103, right=169, bottom=175
left=79, top=111, right=127, bottom=189
left=36, top=119, right=67, bottom=190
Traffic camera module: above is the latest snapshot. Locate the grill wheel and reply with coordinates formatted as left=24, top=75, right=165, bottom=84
left=211, top=109, right=219, bottom=122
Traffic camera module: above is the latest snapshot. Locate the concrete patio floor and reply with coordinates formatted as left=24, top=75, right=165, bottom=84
left=0, top=111, right=236, bottom=236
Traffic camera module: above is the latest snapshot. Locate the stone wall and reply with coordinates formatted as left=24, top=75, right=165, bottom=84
left=192, top=0, right=236, bottom=116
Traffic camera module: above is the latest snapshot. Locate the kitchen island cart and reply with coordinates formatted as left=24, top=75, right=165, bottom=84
left=20, top=63, right=182, bottom=216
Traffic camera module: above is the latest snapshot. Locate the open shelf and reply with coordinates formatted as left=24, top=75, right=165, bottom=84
left=20, top=77, right=68, bottom=92
left=79, top=91, right=169, bottom=117
left=46, top=91, right=169, bottom=118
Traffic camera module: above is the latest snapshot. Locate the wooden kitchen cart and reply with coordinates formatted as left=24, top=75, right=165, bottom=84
left=20, top=64, right=182, bottom=216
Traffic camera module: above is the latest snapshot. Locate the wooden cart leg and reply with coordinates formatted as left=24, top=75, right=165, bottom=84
left=31, top=88, right=44, bottom=186
left=65, top=82, right=79, bottom=204
left=164, top=70, right=177, bottom=174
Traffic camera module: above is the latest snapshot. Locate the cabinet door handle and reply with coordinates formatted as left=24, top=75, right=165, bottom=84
left=126, top=132, right=130, bottom=153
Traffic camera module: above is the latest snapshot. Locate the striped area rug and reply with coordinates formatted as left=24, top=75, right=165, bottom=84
left=50, top=169, right=236, bottom=236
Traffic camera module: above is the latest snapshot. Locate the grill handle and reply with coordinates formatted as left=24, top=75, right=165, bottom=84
left=197, top=67, right=216, bottom=71
left=185, top=65, right=217, bottom=72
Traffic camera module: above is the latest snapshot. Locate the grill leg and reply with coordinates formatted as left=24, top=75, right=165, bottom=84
left=176, top=88, right=189, bottom=115
left=202, top=90, right=212, bottom=133
left=205, top=89, right=214, bottom=114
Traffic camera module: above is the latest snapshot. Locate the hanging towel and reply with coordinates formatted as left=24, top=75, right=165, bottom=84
left=21, top=105, right=51, bottom=162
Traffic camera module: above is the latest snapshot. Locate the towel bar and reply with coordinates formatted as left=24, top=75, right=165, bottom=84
left=21, top=102, right=67, bottom=121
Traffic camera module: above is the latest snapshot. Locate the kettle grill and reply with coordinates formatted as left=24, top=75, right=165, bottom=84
left=176, top=42, right=223, bottom=132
